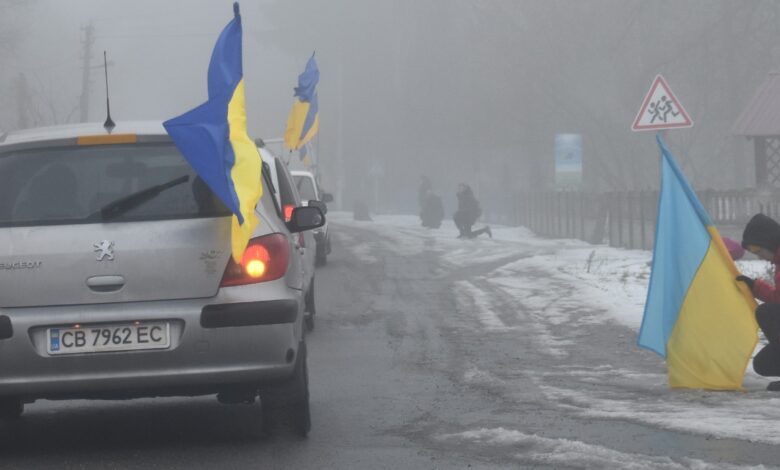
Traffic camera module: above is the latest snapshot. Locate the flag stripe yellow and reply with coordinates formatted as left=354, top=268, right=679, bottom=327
left=667, top=232, right=758, bottom=389
left=226, top=79, right=262, bottom=262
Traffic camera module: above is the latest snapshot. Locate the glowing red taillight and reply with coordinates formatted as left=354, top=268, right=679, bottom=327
left=283, top=204, right=295, bottom=222
left=220, top=233, right=290, bottom=286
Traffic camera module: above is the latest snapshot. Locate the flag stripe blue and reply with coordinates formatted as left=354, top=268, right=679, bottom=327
left=637, top=136, right=710, bottom=357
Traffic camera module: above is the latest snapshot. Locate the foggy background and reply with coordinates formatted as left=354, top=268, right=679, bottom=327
left=2, top=0, right=779, bottom=216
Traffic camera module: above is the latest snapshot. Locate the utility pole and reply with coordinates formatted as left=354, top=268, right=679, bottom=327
left=336, top=59, right=345, bottom=210
left=79, top=22, right=95, bottom=123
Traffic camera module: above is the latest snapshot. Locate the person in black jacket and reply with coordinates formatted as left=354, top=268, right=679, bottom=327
left=737, top=214, right=780, bottom=391
left=453, top=183, right=491, bottom=239
left=420, top=188, right=444, bottom=229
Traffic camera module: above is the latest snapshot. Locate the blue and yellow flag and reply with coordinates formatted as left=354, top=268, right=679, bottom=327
left=284, top=54, right=319, bottom=150
left=163, top=2, right=262, bottom=262
left=638, top=135, right=757, bottom=390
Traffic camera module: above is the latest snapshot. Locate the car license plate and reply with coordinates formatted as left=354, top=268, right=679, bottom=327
left=47, top=322, right=170, bottom=355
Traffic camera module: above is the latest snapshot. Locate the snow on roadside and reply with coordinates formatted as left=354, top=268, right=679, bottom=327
left=438, top=427, right=772, bottom=469
left=332, top=212, right=780, bottom=445
left=535, top=373, right=780, bottom=446
left=331, top=212, right=773, bottom=333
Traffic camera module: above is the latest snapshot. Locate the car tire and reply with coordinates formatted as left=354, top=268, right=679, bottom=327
left=260, top=341, right=311, bottom=438
left=315, top=248, right=327, bottom=266
left=0, top=397, right=23, bottom=420
left=304, top=280, right=316, bottom=332
left=290, top=343, right=311, bottom=438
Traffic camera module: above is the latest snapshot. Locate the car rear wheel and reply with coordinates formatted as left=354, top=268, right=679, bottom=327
left=261, top=341, right=311, bottom=438
left=291, top=346, right=311, bottom=437
left=0, top=397, right=23, bottom=420
left=304, top=313, right=315, bottom=332
left=315, top=243, right=327, bottom=266
left=304, top=280, right=316, bottom=332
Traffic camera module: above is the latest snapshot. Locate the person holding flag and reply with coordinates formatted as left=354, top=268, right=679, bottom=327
left=163, top=2, right=262, bottom=263
left=284, top=54, right=320, bottom=153
left=638, top=135, right=758, bottom=390
left=738, top=214, right=780, bottom=390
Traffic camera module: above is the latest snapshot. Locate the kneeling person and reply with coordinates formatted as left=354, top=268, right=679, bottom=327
left=738, top=214, right=780, bottom=391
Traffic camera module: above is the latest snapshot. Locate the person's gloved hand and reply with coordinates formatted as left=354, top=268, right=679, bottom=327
left=737, top=275, right=755, bottom=290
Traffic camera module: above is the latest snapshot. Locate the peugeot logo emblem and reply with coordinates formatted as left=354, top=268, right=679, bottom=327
left=93, top=240, right=115, bottom=261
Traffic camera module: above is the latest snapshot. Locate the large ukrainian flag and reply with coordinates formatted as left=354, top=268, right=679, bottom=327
left=284, top=54, right=319, bottom=150
left=638, top=135, right=757, bottom=390
left=163, top=2, right=262, bottom=262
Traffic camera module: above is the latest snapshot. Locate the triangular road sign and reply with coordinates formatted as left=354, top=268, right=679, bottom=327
left=632, top=75, right=693, bottom=131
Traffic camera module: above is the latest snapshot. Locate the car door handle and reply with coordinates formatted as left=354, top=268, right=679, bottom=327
left=86, top=275, right=125, bottom=293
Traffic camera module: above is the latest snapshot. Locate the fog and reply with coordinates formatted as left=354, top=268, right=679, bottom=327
left=2, top=1, right=779, bottom=215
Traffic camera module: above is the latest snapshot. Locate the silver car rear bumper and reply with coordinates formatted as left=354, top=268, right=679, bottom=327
left=0, top=282, right=303, bottom=400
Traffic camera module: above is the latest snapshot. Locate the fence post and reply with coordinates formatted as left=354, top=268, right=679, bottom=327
left=640, top=190, right=647, bottom=250
left=628, top=191, right=635, bottom=249
left=565, top=191, right=569, bottom=238
left=618, top=192, right=624, bottom=248
left=544, top=191, right=549, bottom=236
left=552, top=191, right=558, bottom=237
left=546, top=191, right=552, bottom=236
left=608, top=193, right=615, bottom=247
left=559, top=191, right=564, bottom=238
left=570, top=191, right=575, bottom=239
left=556, top=191, right=561, bottom=238
left=533, top=191, right=539, bottom=233
left=579, top=192, right=585, bottom=241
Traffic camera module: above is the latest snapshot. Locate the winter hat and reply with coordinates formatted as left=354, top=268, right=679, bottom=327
left=742, top=213, right=780, bottom=252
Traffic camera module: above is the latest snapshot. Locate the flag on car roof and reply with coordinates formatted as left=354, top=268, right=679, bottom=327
left=163, top=2, right=262, bottom=262
left=284, top=53, right=319, bottom=150
left=637, top=134, right=757, bottom=390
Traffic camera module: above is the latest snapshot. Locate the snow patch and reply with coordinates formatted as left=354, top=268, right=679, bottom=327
left=350, top=242, right=380, bottom=264
left=439, top=428, right=769, bottom=469
left=454, top=280, right=512, bottom=331
left=537, top=377, right=780, bottom=446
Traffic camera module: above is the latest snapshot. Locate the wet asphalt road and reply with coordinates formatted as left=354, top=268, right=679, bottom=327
left=0, top=222, right=777, bottom=469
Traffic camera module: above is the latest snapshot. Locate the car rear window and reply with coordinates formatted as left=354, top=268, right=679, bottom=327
left=0, top=143, right=231, bottom=227
left=293, top=175, right=318, bottom=201
left=274, top=160, right=301, bottom=207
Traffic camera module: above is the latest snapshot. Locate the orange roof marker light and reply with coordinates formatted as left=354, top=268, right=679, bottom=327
left=77, top=134, right=138, bottom=146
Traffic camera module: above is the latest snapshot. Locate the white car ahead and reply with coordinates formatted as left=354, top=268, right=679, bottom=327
left=291, top=170, right=333, bottom=266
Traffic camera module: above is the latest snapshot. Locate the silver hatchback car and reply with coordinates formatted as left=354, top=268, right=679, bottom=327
left=0, top=121, right=324, bottom=436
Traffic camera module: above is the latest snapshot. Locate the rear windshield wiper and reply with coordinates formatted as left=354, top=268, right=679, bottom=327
left=90, top=174, right=190, bottom=221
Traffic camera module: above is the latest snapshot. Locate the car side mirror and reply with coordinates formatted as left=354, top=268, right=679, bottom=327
left=321, top=192, right=334, bottom=203
left=287, top=206, right=325, bottom=233
left=308, top=199, right=328, bottom=214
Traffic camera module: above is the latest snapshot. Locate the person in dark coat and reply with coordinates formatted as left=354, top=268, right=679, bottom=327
left=737, top=213, right=780, bottom=391
left=353, top=199, right=372, bottom=221
left=453, top=183, right=491, bottom=239
left=418, top=175, right=432, bottom=210
left=420, top=189, right=444, bottom=229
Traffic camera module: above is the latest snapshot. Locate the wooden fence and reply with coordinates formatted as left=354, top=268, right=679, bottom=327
left=512, top=189, right=780, bottom=250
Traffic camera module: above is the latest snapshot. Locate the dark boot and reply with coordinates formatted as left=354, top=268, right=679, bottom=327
left=768, top=381, right=780, bottom=392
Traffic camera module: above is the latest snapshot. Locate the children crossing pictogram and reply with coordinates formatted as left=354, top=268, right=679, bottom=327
left=632, top=75, right=693, bottom=131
